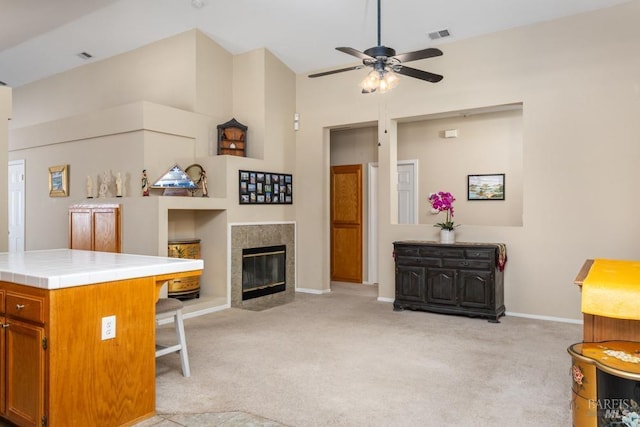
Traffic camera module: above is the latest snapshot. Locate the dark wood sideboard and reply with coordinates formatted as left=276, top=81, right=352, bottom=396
left=393, top=241, right=505, bottom=322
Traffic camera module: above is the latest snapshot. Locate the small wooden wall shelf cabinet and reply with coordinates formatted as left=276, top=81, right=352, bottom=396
left=69, top=204, right=121, bottom=253
left=217, top=118, right=247, bottom=157
left=393, top=241, right=505, bottom=322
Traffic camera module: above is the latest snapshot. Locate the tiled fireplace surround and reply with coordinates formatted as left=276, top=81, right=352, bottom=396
left=230, top=222, right=295, bottom=310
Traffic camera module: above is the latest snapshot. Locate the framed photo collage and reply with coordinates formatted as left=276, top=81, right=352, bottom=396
left=239, top=170, right=293, bottom=204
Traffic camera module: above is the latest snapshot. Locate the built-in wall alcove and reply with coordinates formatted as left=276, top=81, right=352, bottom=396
left=165, top=205, right=229, bottom=316
left=397, top=103, right=523, bottom=227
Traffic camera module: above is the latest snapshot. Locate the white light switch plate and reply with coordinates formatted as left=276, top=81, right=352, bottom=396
left=102, top=315, right=116, bottom=340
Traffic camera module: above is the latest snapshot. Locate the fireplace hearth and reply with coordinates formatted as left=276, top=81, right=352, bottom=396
left=242, top=245, right=286, bottom=301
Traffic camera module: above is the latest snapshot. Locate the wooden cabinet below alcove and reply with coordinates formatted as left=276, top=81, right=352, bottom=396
left=69, top=204, right=121, bottom=253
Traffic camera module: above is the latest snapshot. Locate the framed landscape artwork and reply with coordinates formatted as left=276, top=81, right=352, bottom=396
left=48, top=164, right=69, bottom=197
left=467, top=174, right=505, bottom=200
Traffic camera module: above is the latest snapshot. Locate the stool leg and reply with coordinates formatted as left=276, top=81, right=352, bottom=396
left=174, top=308, right=191, bottom=377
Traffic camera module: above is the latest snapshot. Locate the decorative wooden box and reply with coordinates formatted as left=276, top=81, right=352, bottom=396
left=217, top=118, right=247, bottom=157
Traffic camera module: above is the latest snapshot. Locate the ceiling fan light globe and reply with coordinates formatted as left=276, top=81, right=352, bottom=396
left=360, top=70, right=380, bottom=91
left=385, top=72, right=399, bottom=88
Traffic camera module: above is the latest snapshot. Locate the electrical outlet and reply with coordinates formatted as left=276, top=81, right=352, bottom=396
left=101, top=315, right=116, bottom=340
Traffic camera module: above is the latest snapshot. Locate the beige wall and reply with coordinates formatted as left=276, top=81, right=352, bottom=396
left=0, top=86, right=10, bottom=251
left=296, top=1, right=640, bottom=320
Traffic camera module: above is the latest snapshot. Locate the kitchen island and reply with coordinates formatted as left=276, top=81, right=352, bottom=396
left=0, top=249, right=203, bottom=427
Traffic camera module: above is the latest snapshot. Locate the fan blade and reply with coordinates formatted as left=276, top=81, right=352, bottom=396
left=395, top=65, right=443, bottom=83
left=308, top=65, right=365, bottom=78
left=336, top=47, right=374, bottom=60
left=392, top=48, right=443, bottom=63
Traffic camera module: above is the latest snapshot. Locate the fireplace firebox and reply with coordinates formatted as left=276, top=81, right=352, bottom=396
left=242, top=245, right=286, bottom=301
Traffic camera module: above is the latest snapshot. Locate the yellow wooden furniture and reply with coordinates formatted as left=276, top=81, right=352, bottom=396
left=568, top=341, right=640, bottom=427
left=575, top=259, right=640, bottom=342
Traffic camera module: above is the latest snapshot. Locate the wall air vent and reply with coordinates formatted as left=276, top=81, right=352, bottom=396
left=77, top=52, right=93, bottom=60
left=428, top=29, right=451, bottom=41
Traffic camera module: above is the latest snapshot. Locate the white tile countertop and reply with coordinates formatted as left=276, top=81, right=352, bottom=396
left=0, top=249, right=204, bottom=290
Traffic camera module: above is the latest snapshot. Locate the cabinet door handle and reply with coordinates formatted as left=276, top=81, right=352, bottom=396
left=1, top=323, right=9, bottom=328
left=15, top=304, right=25, bottom=310
left=460, top=261, right=469, bottom=266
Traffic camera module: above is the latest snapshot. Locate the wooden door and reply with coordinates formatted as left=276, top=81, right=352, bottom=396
left=330, top=165, right=362, bottom=283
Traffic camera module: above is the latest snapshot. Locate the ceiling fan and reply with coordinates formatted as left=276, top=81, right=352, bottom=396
left=308, top=0, right=444, bottom=93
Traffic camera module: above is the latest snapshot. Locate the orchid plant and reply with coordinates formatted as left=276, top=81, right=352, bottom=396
left=428, top=191, right=460, bottom=231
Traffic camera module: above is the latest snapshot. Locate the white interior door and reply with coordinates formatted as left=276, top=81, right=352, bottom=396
left=8, top=160, right=25, bottom=252
left=397, top=161, right=417, bottom=224
left=367, top=159, right=417, bottom=284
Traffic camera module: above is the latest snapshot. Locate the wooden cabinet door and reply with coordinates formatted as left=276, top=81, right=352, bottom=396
left=458, top=270, right=492, bottom=309
left=69, top=205, right=121, bottom=253
left=0, top=315, right=4, bottom=417
left=426, top=268, right=457, bottom=306
left=395, top=266, right=425, bottom=302
left=69, top=208, right=93, bottom=250
left=5, top=319, right=45, bottom=427
left=93, top=207, right=121, bottom=253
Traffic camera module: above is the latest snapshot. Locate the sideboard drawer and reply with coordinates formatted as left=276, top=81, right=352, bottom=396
left=419, top=247, right=464, bottom=258
left=442, top=258, right=492, bottom=270
left=464, top=249, right=494, bottom=260
left=6, top=292, right=45, bottom=324
left=395, top=246, right=420, bottom=257
left=396, top=256, right=441, bottom=268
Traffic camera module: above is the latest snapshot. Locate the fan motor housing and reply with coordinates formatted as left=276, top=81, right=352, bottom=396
left=364, top=45, right=396, bottom=59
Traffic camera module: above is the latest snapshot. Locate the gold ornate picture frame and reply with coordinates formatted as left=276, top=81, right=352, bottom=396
left=48, top=164, right=69, bottom=197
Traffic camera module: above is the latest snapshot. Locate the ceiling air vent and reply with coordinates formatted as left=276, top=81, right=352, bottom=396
left=428, top=29, right=451, bottom=41
left=77, top=52, right=93, bottom=60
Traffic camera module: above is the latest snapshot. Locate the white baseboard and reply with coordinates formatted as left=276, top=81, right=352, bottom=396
left=296, top=287, right=330, bottom=295
left=184, top=304, right=230, bottom=319
left=377, top=297, right=394, bottom=303
left=156, top=303, right=230, bottom=325
left=505, top=311, right=583, bottom=324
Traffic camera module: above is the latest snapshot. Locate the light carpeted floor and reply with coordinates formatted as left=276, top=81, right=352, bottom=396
left=143, top=282, right=581, bottom=427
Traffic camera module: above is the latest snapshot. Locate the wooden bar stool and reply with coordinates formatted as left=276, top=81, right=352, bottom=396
left=155, top=298, right=191, bottom=377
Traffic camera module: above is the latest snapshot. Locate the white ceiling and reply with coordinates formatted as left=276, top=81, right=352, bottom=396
left=0, top=0, right=631, bottom=88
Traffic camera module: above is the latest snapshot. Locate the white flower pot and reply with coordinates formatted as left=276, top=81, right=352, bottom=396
left=440, top=229, right=455, bottom=244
